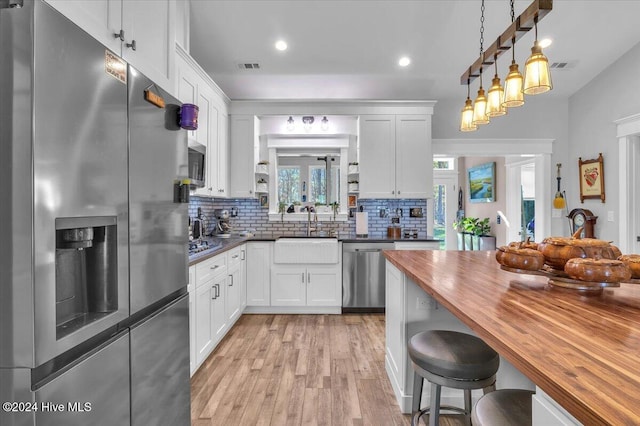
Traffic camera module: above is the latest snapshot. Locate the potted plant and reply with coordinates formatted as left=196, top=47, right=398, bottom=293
left=348, top=180, right=359, bottom=192
left=348, top=162, right=359, bottom=174
left=256, top=160, right=269, bottom=174
left=471, top=217, right=496, bottom=251
left=452, top=217, right=479, bottom=250
left=256, top=178, right=268, bottom=193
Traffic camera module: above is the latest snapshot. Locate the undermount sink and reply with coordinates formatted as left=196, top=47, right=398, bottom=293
left=274, top=238, right=339, bottom=264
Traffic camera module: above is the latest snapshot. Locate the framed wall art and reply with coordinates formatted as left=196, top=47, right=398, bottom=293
left=467, top=162, right=496, bottom=203
left=348, top=194, right=357, bottom=208
left=259, top=194, right=268, bottom=208
left=578, top=153, right=605, bottom=203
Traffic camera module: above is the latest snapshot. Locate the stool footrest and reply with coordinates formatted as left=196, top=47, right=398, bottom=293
left=412, top=405, right=468, bottom=426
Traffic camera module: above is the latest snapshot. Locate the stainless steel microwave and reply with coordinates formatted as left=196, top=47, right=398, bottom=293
left=188, top=139, right=206, bottom=188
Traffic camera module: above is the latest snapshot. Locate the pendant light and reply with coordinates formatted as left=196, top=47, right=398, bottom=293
left=471, top=0, right=489, bottom=126
left=502, top=0, right=524, bottom=108
left=472, top=71, right=489, bottom=125
left=524, top=16, right=553, bottom=95
left=460, top=78, right=477, bottom=132
left=486, top=54, right=507, bottom=117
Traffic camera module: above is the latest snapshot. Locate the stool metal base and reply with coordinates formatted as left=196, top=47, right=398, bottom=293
left=410, top=362, right=496, bottom=426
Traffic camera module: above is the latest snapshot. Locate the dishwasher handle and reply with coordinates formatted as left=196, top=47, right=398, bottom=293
left=354, top=248, right=382, bottom=253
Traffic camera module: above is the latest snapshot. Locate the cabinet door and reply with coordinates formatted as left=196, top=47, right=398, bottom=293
left=216, top=112, right=229, bottom=197
left=44, top=0, right=122, bottom=53
left=121, top=0, right=174, bottom=92
left=359, top=115, right=396, bottom=198
left=385, top=261, right=406, bottom=392
left=194, top=282, right=214, bottom=366
left=230, top=115, right=256, bottom=198
left=225, top=265, right=241, bottom=323
left=306, top=266, right=341, bottom=306
left=246, top=242, right=271, bottom=306
left=396, top=115, right=432, bottom=198
left=271, top=266, right=306, bottom=306
left=239, top=247, right=247, bottom=311
left=211, top=275, right=227, bottom=345
left=188, top=267, right=196, bottom=376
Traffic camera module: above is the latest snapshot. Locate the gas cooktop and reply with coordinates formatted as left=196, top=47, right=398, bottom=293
left=188, top=239, right=221, bottom=256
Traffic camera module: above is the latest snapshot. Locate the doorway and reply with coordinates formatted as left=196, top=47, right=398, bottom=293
left=505, top=159, right=538, bottom=243
left=616, top=113, right=640, bottom=253
left=432, top=175, right=457, bottom=250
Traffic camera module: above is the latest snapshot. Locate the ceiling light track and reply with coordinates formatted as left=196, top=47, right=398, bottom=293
left=460, top=0, right=552, bottom=85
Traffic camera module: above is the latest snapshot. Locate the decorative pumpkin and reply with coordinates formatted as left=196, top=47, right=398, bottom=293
left=537, top=228, right=620, bottom=270
left=618, top=254, right=640, bottom=279
left=496, top=245, right=544, bottom=271
left=564, top=258, right=632, bottom=283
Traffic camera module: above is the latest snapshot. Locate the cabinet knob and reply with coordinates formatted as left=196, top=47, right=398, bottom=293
left=392, top=190, right=395, bottom=195
left=126, top=39, right=137, bottom=51
left=301, top=273, right=305, bottom=283
left=114, top=29, right=125, bottom=41
left=397, top=190, right=401, bottom=194
left=229, top=275, right=233, bottom=286
left=208, top=187, right=213, bottom=191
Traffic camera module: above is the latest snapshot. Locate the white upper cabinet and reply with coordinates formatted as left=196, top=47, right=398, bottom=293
left=359, top=115, right=396, bottom=198
left=121, top=0, right=174, bottom=91
left=230, top=115, right=257, bottom=198
left=45, top=0, right=176, bottom=93
left=395, top=115, right=432, bottom=198
left=176, top=49, right=230, bottom=198
left=359, top=114, right=432, bottom=199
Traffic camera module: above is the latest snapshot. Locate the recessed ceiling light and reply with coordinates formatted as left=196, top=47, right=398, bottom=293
left=539, top=38, right=552, bottom=48
left=398, top=56, right=411, bottom=67
left=275, top=40, right=288, bottom=51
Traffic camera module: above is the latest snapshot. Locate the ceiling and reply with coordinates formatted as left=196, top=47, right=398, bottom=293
left=190, top=1, right=640, bottom=101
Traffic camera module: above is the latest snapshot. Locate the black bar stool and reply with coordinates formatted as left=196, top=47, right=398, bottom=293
left=408, top=330, right=500, bottom=426
left=472, top=389, right=534, bottom=426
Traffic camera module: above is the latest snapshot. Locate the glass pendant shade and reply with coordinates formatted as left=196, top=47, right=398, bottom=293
left=502, top=61, right=525, bottom=107
left=460, top=98, right=477, bottom=132
left=472, top=87, right=489, bottom=125
left=486, top=76, right=507, bottom=117
left=524, top=41, right=553, bottom=95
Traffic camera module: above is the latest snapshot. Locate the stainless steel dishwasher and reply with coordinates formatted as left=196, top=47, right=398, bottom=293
left=342, top=242, right=394, bottom=312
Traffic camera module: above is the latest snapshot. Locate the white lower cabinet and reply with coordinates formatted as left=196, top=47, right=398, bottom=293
left=270, top=265, right=341, bottom=307
left=246, top=242, right=272, bottom=306
left=189, top=244, right=247, bottom=376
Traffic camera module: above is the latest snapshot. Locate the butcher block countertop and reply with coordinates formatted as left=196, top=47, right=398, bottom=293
left=383, top=250, right=640, bottom=426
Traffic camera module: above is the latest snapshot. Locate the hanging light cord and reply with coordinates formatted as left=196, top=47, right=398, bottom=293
left=510, top=0, right=516, bottom=62
left=467, top=77, right=471, bottom=98
left=478, top=0, right=485, bottom=85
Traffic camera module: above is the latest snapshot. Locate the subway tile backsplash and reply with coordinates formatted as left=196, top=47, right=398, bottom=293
left=189, top=197, right=428, bottom=237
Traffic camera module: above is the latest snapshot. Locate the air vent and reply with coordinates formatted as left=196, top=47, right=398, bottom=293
left=237, top=63, right=261, bottom=70
left=550, top=61, right=576, bottom=69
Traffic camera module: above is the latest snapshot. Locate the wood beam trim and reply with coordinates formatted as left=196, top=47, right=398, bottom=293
left=460, top=0, right=552, bottom=84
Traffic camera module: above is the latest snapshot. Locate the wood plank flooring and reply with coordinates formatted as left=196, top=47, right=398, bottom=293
left=191, top=314, right=465, bottom=426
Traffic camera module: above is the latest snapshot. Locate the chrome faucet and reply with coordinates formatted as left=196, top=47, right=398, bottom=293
left=307, top=208, right=318, bottom=236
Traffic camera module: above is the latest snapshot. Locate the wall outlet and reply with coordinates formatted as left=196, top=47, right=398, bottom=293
left=607, top=211, right=614, bottom=222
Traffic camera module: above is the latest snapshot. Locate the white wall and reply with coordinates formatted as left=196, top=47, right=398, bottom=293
left=432, top=96, right=569, bottom=237
left=568, top=41, right=640, bottom=243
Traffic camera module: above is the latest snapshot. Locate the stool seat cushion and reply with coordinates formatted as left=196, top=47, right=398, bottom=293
left=408, top=330, right=499, bottom=380
left=472, top=389, right=534, bottom=426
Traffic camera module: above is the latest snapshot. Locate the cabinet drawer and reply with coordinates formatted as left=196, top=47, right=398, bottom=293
left=195, top=253, right=227, bottom=287
left=227, top=246, right=243, bottom=268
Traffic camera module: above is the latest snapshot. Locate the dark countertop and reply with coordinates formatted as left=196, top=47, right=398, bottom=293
left=188, top=233, right=441, bottom=266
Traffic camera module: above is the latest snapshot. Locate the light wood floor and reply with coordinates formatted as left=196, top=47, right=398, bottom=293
left=190, top=314, right=465, bottom=426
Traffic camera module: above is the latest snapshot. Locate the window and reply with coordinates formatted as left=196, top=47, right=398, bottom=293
left=433, top=157, right=455, bottom=170
left=309, top=165, right=340, bottom=204
left=277, top=166, right=300, bottom=205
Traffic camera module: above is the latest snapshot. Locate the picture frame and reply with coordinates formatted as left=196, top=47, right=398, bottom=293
left=578, top=153, right=605, bottom=203
left=348, top=194, right=357, bottom=208
left=467, top=162, right=496, bottom=203
left=259, top=194, right=268, bottom=208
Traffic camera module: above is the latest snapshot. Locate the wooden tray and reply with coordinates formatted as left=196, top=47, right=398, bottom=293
left=499, top=264, right=636, bottom=293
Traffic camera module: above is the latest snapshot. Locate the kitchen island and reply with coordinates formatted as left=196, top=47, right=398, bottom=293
left=383, top=250, right=640, bottom=425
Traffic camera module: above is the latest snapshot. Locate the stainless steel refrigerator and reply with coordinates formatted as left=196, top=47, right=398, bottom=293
left=1, top=2, right=190, bottom=425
